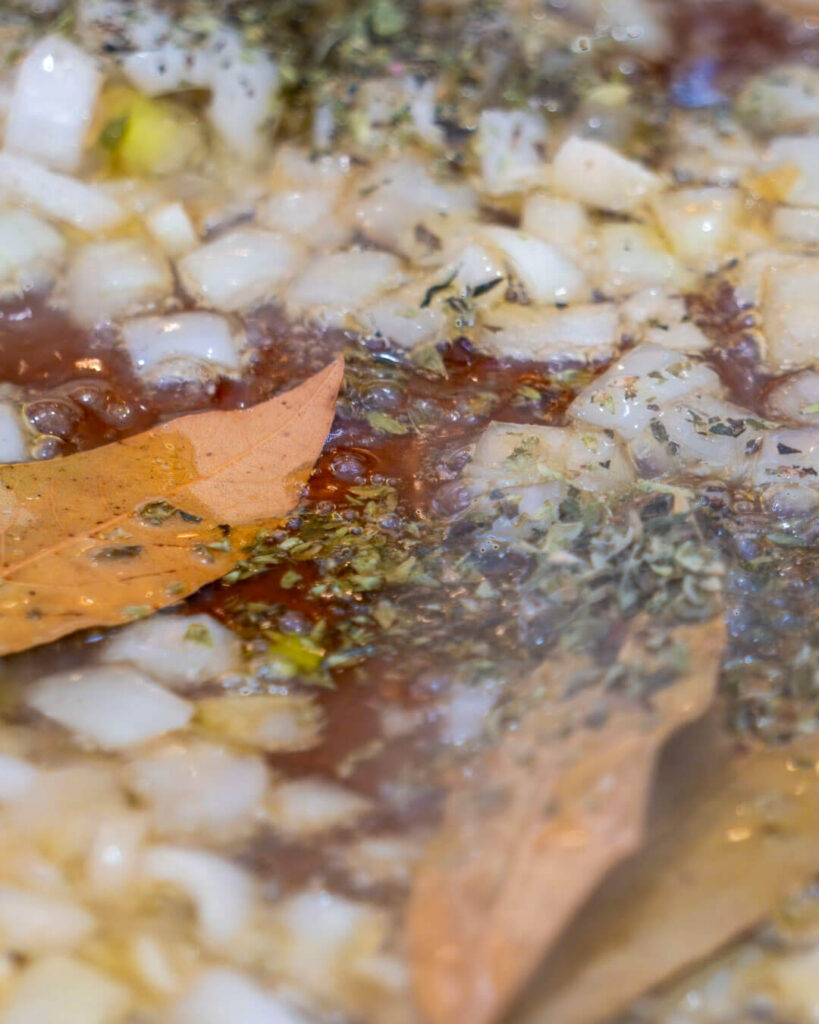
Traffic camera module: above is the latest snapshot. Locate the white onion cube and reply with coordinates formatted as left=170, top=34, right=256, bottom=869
left=0, top=754, right=37, bottom=801
left=269, top=779, right=371, bottom=838
left=101, top=613, right=241, bottom=690
left=179, top=228, right=303, bottom=311
left=552, top=136, right=662, bottom=212
left=286, top=249, right=406, bottom=324
left=196, top=693, right=323, bottom=752
left=0, top=154, right=126, bottom=234
left=127, top=741, right=267, bottom=838
left=569, top=344, right=722, bottom=439
left=762, top=258, right=819, bottom=369
left=477, top=109, right=547, bottom=195
left=5, top=35, right=101, bottom=172
left=28, top=665, right=192, bottom=749
left=143, top=846, right=252, bottom=947
left=144, top=202, right=198, bottom=257
left=0, top=208, right=65, bottom=289
left=3, top=955, right=131, bottom=1024
left=596, top=223, right=686, bottom=297
left=207, top=47, right=279, bottom=162
left=766, top=370, right=819, bottom=426
left=67, top=239, right=172, bottom=328
left=465, top=422, right=634, bottom=496
left=478, top=303, right=618, bottom=362
left=173, top=968, right=309, bottom=1024
left=652, top=187, right=742, bottom=269
left=481, top=227, right=588, bottom=304
left=752, top=428, right=819, bottom=486
left=121, top=313, right=241, bottom=382
left=521, top=193, right=590, bottom=257
left=764, top=136, right=819, bottom=207
left=273, top=890, right=388, bottom=1002
left=0, top=884, right=95, bottom=954
left=0, top=403, right=27, bottom=464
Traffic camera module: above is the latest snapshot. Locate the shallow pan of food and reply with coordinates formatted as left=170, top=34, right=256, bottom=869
left=0, top=1, right=819, bottom=1022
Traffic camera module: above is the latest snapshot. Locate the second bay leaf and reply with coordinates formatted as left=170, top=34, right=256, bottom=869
left=407, top=616, right=725, bottom=1024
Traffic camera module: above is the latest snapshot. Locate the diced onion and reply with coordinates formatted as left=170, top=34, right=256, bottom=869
left=338, top=836, right=421, bottom=889
left=127, top=740, right=267, bottom=839
left=196, top=694, right=323, bottom=752
left=0, top=884, right=95, bottom=954
left=172, top=968, right=309, bottom=1024
left=85, top=811, right=147, bottom=896
left=2, top=955, right=131, bottom=1024
left=552, top=135, right=662, bottom=213
left=207, top=45, right=279, bottom=163
left=66, top=239, right=172, bottom=328
left=766, top=370, right=819, bottom=426
left=465, top=421, right=635, bottom=495
left=0, top=208, right=65, bottom=292
left=569, top=343, right=721, bottom=439
left=179, top=228, right=304, bottom=312
left=357, top=289, right=447, bottom=349
left=596, top=222, right=686, bottom=297
left=763, top=136, right=819, bottom=207
left=120, top=312, right=242, bottom=383
left=652, top=187, right=743, bottom=270
left=286, top=250, right=406, bottom=325
left=0, top=403, right=28, bottom=464
left=4, top=35, right=101, bottom=173
left=628, top=393, right=758, bottom=481
left=480, top=226, right=589, bottom=305
left=477, top=109, right=548, bottom=196
left=101, top=613, right=242, bottom=691
left=521, top=193, right=591, bottom=258
left=142, top=846, right=253, bottom=948
left=259, top=188, right=349, bottom=250
left=0, top=153, right=127, bottom=234
left=438, top=682, right=499, bottom=746
left=477, top=303, right=619, bottom=362
left=752, top=428, right=819, bottom=486
left=268, top=779, right=371, bottom=839
left=273, top=890, right=389, bottom=1005
left=144, top=202, right=199, bottom=257
left=0, top=754, right=37, bottom=802
left=738, top=65, right=819, bottom=133
left=28, top=665, right=192, bottom=749
left=761, top=257, right=819, bottom=369
left=353, top=157, right=476, bottom=256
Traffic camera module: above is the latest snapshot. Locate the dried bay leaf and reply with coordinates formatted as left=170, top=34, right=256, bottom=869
left=511, top=717, right=819, bottom=1024
left=0, top=358, right=343, bottom=655
left=407, top=616, right=725, bottom=1024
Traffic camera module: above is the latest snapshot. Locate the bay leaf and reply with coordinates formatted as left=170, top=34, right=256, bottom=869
left=0, top=358, right=343, bottom=655
left=407, top=616, right=725, bottom=1024
left=511, top=717, right=819, bottom=1024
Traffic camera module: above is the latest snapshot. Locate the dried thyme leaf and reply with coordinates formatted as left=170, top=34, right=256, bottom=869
left=184, top=622, right=213, bottom=647
left=365, top=410, right=410, bottom=435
